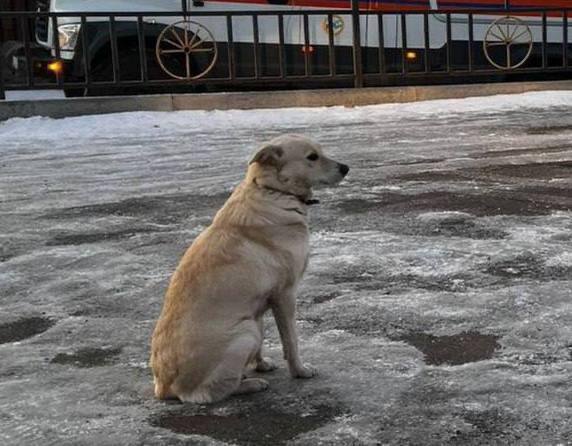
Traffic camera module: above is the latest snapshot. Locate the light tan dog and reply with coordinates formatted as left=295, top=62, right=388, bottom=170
left=150, top=134, right=349, bottom=403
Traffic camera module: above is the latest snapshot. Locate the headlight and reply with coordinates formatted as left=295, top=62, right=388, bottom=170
left=58, top=24, right=81, bottom=51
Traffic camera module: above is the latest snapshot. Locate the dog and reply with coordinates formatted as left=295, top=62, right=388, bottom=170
left=150, top=134, right=349, bottom=403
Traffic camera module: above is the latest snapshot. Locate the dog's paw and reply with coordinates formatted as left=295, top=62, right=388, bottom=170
left=291, top=365, right=318, bottom=379
left=234, top=378, right=270, bottom=395
left=255, top=357, right=277, bottom=373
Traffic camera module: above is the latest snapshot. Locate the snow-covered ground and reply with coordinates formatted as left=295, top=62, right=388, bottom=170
left=1, top=91, right=571, bottom=445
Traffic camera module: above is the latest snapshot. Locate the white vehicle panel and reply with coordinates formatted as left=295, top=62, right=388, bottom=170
left=41, top=0, right=572, bottom=61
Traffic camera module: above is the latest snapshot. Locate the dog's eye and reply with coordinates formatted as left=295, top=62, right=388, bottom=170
left=307, top=153, right=319, bottom=161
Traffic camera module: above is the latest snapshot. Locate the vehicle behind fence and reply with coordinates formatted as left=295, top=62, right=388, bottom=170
left=1, top=0, right=572, bottom=99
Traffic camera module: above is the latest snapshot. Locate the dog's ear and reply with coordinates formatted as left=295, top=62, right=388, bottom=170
left=249, top=144, right=284, bottom=167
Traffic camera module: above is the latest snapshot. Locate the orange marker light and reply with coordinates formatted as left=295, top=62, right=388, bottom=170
left=47, top=60, right=64, bottom=74
left=405, top=51, right=417, bottom=61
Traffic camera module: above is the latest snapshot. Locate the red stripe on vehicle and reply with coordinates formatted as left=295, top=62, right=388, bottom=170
left=206, top=0, right=572, bottom=15
left=205, top=0, right=430, bottom=10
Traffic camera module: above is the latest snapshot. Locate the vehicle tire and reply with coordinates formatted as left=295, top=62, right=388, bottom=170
left=64, top=88, right=86, bottom=98
left=87, top=43, right=196, bottom=96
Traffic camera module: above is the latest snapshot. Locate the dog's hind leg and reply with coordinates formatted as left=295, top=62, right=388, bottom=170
left=179, top=323, right=267, bottom=403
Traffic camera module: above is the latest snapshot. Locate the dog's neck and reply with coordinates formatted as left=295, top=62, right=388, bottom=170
left=252, top=178, right=319, bottom=207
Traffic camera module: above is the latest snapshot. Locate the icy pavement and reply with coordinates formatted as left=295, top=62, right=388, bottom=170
left=1, top=91, right=571, bottom=445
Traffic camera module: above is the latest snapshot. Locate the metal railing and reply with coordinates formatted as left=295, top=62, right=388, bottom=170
left=1, top=4, right=572, bottom=99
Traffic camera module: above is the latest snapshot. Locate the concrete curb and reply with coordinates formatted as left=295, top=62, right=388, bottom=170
left=2, top=80, right=572, bottom=121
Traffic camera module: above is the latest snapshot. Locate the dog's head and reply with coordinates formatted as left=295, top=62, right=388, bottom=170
left=248, top=134, right=349, bottom=201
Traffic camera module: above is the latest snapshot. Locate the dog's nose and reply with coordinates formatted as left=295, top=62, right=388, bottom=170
left=339, top=163, right=349, bottom=176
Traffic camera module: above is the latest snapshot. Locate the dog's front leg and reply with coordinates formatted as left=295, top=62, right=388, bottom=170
left=254, top=317, right=277, bottom=373
left=270, top=290, right=317, bottom=379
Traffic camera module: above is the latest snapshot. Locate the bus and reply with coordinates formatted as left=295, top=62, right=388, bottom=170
left=33, top=0, right=572, bottom=93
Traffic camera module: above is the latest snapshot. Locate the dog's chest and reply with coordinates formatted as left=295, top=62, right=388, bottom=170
left=274, top=227, right=309, bottom=277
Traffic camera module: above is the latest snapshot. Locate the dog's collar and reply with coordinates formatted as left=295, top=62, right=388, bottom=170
left=253, top=179, right=319, bottom=206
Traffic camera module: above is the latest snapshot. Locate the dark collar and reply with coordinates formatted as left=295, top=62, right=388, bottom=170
left=253, top=179, right=319, bottom=206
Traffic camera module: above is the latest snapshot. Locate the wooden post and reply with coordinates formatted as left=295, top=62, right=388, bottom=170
left=0, top=45, right=6, bottom=100
left=351, top=0, right=363, bottom=88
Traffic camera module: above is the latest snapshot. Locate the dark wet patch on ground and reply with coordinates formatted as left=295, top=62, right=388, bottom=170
left=150, top=404, right=341, bottom=446
left=336, top=198, right=384, bottom=214
left=526, top=125, right=572, bottom=135
left=396, top=171, right=468, bottom=182
left=42, top=192, right=229, bottom=225
left=50, top=347, right=122, bottom=368
left=399, top=331, right=501, bottom=366
left=476, top=161, right=572, bottom=180
left=395, top=160, right=572, bottom=185
left=325, top=263, right=492, bottom=293
left=46, top=228, right=161, bottom=246
left=0, top=317, right=55, bottom=344
left=485, top=253, right=572, bottom=281
left=474, top=144, right=572, bottom=159
left=520, top=185, right=572, bottom=199
left=402, top=217, right=508, bottom=240
left=338, top=190, right=568, bottom=216
left=390, top=157, right=448, bottom=166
